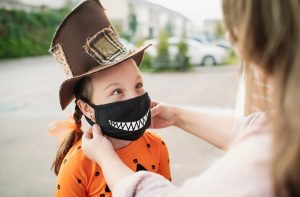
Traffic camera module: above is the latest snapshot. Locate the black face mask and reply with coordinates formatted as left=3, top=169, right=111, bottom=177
left=84, top=92, right=151, bottom=141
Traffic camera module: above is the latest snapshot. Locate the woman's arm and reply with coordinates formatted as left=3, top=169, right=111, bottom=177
left=150, top=101, right=236, bottom=149
left=81, top=118, right=259, bottom=197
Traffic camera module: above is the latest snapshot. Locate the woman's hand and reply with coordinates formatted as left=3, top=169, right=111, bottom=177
left=151, top=100, right=234, bottom=149
left=150, top=100, right=178, bottom=129
left=82, top=124, right=135, bottom=192
left=81, top=124, right=115, bottom=165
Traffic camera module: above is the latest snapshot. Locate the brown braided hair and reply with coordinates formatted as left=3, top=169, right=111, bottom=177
left=51, top=76, right=93, bottom=175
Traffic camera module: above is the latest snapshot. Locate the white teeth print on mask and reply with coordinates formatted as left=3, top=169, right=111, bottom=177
left=84, top=92, right=151, bottom=141
left=108, top=110, right=149, bottom=131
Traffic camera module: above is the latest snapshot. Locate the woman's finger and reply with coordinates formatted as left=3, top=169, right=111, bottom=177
left=83, top=126, right=93, bottom=140
left=150, top=100, right=159, bottom=108
left=92, top=124, right=103, bottom=138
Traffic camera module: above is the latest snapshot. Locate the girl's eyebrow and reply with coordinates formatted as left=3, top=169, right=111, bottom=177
left=104, top=76, right=141, bottom=90
left=104, top=82, right=120, bottom=90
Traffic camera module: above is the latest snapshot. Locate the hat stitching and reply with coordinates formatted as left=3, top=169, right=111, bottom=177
left=84, top=27, right=130, bottom=65
left=49, top=43, right=74, bottom=79
left=85, top=28, right=126, bottom=63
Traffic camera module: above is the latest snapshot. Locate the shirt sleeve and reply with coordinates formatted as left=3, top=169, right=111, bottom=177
left=113, top=129, right=272, bottom=197
left=112, top=171, right=177, bottom=197
left=112, top=112, right=271, bottom=197
left=157, top=141, right=171, bottom=181
left=230, top=112, right=267, bottom=145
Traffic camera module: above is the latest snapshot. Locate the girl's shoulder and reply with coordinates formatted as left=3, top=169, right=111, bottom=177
left=57, top=140, right=99, bottom=183
left=141, top=130, right=168, bottom=151
left=62, top=140, right=87, bottom=165
left=56, top=140, right=104, bottom=195
left=143, top=130, right=166, bottom=142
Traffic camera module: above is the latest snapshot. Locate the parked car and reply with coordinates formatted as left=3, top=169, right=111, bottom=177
left=189, top=33, right=214, bottom=44
left=145, top=37, right=228, bottom=66
left=190, top=35, right=233, bottom=51
left=213, top=39, right=232, bottom=51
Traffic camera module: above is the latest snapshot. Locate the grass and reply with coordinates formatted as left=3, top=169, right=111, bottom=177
left=223, top=50, right=239, bottom=65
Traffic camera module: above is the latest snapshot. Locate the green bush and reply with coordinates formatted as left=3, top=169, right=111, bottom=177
left=154, top=30, right=171, bottom=68
left=224, top=49, right=239, bottom=65
left=140, top=53, right=153, bottom=71
left=0, top=8, right=67, bottom=59
left=175, top=39, right=193, bottom=71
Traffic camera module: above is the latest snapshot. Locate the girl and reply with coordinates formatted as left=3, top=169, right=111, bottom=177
left=81, top=0, right=300, bottom=196
left=48, top=1, right=171, bottom=196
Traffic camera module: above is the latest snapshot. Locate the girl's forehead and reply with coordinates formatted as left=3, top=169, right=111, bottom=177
left=91, top=61, right=142, bottom=86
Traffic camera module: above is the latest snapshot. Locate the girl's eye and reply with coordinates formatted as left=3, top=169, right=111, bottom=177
left=112, top=89, right=123, bottom=95
left=136, top=82, right=143, bottom=89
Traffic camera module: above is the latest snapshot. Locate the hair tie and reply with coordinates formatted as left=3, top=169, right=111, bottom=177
left=48, top=111, right=80, bottom=144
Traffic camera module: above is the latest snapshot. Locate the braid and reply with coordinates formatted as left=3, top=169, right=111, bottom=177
left=51, top=102, right=84, bottom=175
left=73, top=102, right=83, bottom=141
left=52, top=76, right=92, bottom=176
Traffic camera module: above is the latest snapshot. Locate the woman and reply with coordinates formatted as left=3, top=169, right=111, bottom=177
left=81, top=0, right=300, bottom=196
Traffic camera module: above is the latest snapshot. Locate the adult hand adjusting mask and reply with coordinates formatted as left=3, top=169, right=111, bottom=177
left=84, top=92, right=151, bottom=141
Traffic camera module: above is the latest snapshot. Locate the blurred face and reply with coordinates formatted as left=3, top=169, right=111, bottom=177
left=78, top=59, right=145, bottom=120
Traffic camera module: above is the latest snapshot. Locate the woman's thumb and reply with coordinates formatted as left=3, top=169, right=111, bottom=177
left=151, top=103, right=162, bottom=117
left=92, top=124, right=103, bottom=138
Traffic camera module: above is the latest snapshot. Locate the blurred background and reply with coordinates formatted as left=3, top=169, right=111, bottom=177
left=0, top=0, right=243, bottom=196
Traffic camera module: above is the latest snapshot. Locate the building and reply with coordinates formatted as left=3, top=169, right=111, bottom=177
left=5, top=0, right=196, bottom=41
left=0, top=0, right=50, bottom=11
left=101, top=0, right=194, bottom=40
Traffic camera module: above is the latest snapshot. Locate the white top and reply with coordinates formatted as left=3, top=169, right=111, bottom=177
left=112, top=112, right=273, bottom=197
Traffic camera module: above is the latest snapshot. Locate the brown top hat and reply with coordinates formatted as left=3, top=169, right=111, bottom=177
left=49, top=0, right=150, bottom=110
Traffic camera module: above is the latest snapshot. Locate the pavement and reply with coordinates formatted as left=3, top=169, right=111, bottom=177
left=0, top=56, right=240, bottom=196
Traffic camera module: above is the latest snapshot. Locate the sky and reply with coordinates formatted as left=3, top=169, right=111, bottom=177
left=19, top=0, right=223, bottom=27
left=148, top=0, right=223, bottom=27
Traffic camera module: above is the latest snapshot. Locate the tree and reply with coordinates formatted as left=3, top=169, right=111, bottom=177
left=165, top=21, right=174, bottom=37
left=128, top=10, right=137, bottom=41
left=214, top=21, right=225, bottom=39
left=174, top=34, right=192, bottom=71
left=155, top=30, right=171, bottom=68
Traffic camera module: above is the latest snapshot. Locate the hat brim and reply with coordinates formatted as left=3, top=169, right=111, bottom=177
left=59, top=43, right=151, bottom=110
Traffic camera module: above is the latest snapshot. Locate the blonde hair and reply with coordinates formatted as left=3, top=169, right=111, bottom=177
left=223, top=0, right=300, bottom=196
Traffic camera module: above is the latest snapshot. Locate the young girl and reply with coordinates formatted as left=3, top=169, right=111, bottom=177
left=48, top=0, right=171, bottom=196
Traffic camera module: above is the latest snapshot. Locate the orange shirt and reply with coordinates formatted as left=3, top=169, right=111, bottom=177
left=55, top=131, right=171, bottom=197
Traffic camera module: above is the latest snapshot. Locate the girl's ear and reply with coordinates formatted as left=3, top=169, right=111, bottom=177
left=76, top=99, right=95, bottom=122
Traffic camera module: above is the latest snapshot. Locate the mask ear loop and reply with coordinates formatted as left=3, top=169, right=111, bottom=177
left=78, top=98, right=97, bottom=126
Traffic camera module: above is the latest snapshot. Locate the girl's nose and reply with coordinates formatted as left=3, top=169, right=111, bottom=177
left=126, top=90, right=143, bottom=100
